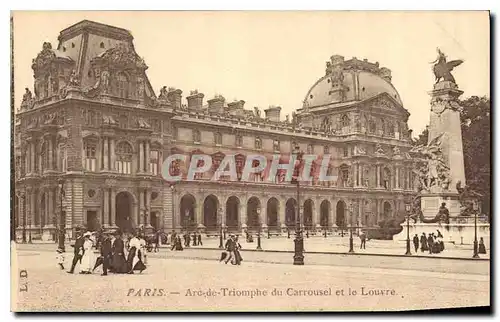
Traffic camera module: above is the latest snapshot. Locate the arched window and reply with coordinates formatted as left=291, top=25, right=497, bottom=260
left=193, top=129, right=201, bottom=143
left=116, top=73, right=129, bottom=98
left=255, top=137, right=262, bottom=150
left=84, top=140, right=97, bottom=172
left=214, top=132, right=222, bottom=145
left=115, top=142, right=133, bottom=174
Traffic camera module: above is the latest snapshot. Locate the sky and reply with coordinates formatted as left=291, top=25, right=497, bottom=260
left=12, top=11, right=490, bottom=136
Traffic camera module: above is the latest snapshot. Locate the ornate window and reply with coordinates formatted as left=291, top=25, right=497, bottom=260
left=324, top=145, right=330, bottom=154
left=119, top=115, right=128, bottom=129
left=273, top=139, right=280, bottom=152
left=193, top=129, right=201, bottom=143
left=235, top=134, right=243, bottom=147
left=116, top=73, right=129, bottom=98
left=341, top=114, right=350, bottom=127
left=84, top=140, right=97, bottom=172
left=255, top=137, right=262, bottom=150
left=340, top=165, right=350, bottom=187
left=214, top=132, right=222, bottom=146
left=369, top=119, right=376, bottom=133
left=387, top=122, right=395, bottom=137
left=343, top=146, right=349, bottom=157
left=85, top=110, right=96, bottom=126
left=115, top=142, right=133, bottom=174
left=307, top=144, right=314, bottom=154
left=150, top=150, right=160, bottom=176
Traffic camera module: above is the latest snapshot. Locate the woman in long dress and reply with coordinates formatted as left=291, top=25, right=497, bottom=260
left=111, top=232, right=128, bottom=273
left=126, top=235, right=146, bottom=274
left=80, top=233, right=95, bottom=274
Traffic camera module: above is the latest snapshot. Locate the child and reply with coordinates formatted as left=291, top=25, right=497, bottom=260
left=56, top=248, right=65, bottom=270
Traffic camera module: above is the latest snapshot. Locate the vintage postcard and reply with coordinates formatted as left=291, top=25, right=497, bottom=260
left=11, top=11, right=490, bottom=312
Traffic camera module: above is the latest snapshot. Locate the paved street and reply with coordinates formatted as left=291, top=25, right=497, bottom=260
left=12, top=244, right=490, bottom=312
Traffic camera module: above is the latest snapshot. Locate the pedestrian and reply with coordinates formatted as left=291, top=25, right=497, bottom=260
left=359, top=231, right=366, bottom=249
left=420, top=233, right=428, bottom=252
left=111, top=231, right=128, bottom=274
left=56, top=247, right=65, bottom=270
left=197, top=232, right=203, bottom=246
left=478, top=237, right=487, bottom=254
left=413, top=234, right=419, bottom=253
left=186, top=232, right=191, bottom=247
left=192, top=232, right=197, bottom=246
left=427, top=233, right=434, bottom=254
left=224, top=234, right=236, bottom=264
left=80, top=232, right=95, bottom=274
left=67, top=230, right=85, bottom=274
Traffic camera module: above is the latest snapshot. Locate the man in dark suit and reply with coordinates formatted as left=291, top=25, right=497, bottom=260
left=413, top=234, right=419, bottom=253
left=100, top=233, right=112, bottom=276
left=67, top=230, right=85, bottom=274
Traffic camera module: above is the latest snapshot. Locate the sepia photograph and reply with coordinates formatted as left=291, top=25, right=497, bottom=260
left=10, top=11, right=490, bottom=312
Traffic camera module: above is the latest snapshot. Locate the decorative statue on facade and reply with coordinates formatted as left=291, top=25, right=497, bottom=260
left=430, top=48, right=463, bottom=84
left=253, top=107, right=261, bottom=118
left=137, top=118, right=151, bottom=129
left=136, top=77, right=145, bottom=99
left=100, top=70, right=110, bottom=93
left=158, top=86, right=169, bottom=102
left=68, top=69, right=80, bottom=86
left=102, top=114, right=117, bottom=125
left=21, top=88, right=35, bottom=110
left=285, top=114, right=290, bottom=124
left=392, top=146, right=401, bottom=157
left=354, top=145, right=366, bottom=155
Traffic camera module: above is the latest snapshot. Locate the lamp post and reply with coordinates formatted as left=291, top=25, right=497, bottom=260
left=57, top=179, right=65, bottom=252
left=256, top=208, right=262, bottom=250
left=293, top=146, right=304, bottom=265
left=22, top=194, right=26, bottom=243
left=218, top=207, right=224, bottom=249
left=473, top=202, right=479, bottom=259
left=405, top=203, right=412, bottom=255
left=348, top=203, right=354, bottom=253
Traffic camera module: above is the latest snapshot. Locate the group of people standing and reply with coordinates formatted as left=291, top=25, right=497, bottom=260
left=63, top=230, right=147, bottom=275
left=169, top=231, right=203, bottom=251
left=413, top=231, right=445, bottom=254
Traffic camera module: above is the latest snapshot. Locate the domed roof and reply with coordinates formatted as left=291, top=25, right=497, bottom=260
left=303, top=56, right=403, bottom=109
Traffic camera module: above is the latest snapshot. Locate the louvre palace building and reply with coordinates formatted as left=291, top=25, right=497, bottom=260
left=14, top=20, right=417, bottom=240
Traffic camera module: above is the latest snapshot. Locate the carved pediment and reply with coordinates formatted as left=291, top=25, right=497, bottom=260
left=92, top=43, right=147, bottom=71
left=361, top=93, right=409, bottom=116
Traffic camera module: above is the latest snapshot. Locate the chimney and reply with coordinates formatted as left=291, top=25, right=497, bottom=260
left=264, top=106, right=281, bottom=122
left=207, top=95, right=225, bottom=113
left=186, top=90, right=204, bottom=110
left=227, top=99, right=245, bottom=111
left=379, top=67, right=392, bottom=82
left=167, top=88, right=183, bottom=109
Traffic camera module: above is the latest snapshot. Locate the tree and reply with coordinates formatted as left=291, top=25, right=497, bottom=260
left=413, top=96, right=490, bottom=216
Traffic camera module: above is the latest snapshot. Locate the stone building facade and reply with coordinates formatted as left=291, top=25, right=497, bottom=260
left=14, top=20, right=416, bottom=240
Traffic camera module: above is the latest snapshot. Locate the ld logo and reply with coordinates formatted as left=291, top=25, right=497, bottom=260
left=19, top=270, right=28, bottom=292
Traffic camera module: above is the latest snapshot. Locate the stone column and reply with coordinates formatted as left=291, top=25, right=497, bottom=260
left=103, top=138, right=108, bottom=170
left=30, top=141, right=35, bottom=174
left=30, top=190, right=36, bottom=228
left=196, top=203, right=203, bottom=227
left=96, top=136, right=102, bottom=172
left=24, top=144, right=29, bottom=175
left=239, top=202, right=247, bottom=230
left=145, top=141, right=150, bottom=173
left=279, top=199, right=286, bottom=230
left=395, top=166, right=400, bottom=189
left=145, top=189, right=151, bottom=226
left=139, top=190, right=145, bottom=226
left=110, top=138, right=116, bottom=171
left=110, top=188, right=116, bottom=227
left=48, top=137, right=53, bottom=170
left=260, top=204, right=267, bottom=229
left=48, top=189, right=54, bottom=227
left=103, top=188, right=109, bottom=227
left=138, top=141, right=144, bottom=173
left=313, top=198, right=320, bottom=230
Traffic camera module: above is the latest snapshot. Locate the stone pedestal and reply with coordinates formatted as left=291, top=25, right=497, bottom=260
left=421, top=193, right=461, bottom=218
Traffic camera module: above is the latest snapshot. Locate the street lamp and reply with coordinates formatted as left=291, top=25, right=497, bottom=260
left=57, top=179, right=65, bottom=252
left=348, top=203, right=354, bottom=253
left=256, top=208, right=262, bottom=250
left=405, top=203, right=412, bottom=255
left=473, top=202, right=480, bottom=259
left=22, top=194, right=26, bottom=243
left=218, top=207, right=224, bottom=249
left=292, top=146, right=304, bottom=265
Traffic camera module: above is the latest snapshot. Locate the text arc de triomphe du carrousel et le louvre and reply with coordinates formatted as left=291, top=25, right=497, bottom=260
left=13, top=20, right=489, bottom=248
